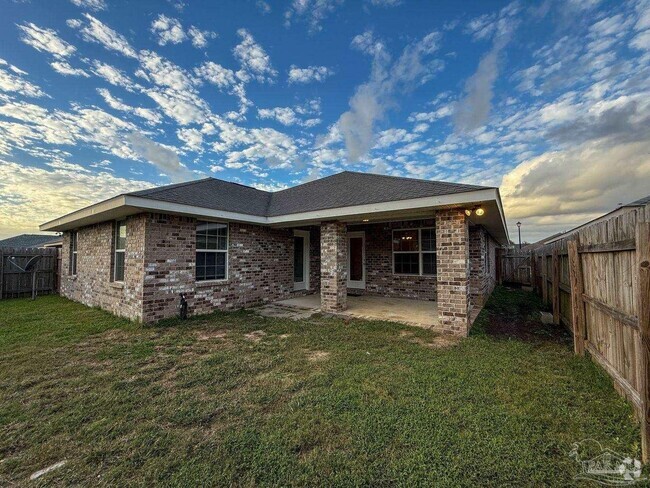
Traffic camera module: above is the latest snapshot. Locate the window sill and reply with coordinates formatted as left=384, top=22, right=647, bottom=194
left=195, top=279, right=229, bottom=287
left=110, top=281, right=125, bottom=289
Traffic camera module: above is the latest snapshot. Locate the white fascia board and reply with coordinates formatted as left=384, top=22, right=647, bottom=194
left=40, top=195, right=127, bottom=231
left=267, top=188, right=500, bottom=224
left=41, top=188, right=507, bottom=236
left=494, top=189, right=510, bottom=244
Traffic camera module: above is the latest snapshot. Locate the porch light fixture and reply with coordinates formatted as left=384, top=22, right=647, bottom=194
left=465, top=206, right=485, bottom=217
left=362, top=219, right=369, bottom=222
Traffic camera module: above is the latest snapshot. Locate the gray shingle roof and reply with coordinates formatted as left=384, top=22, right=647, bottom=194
left=624, top=194, right=650, bottom=207
left=127, top=171, right=491, bottom=217
left=0, top=234, right=61, bottom=248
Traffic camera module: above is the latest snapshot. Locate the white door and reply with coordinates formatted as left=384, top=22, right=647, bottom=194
left=293, top=230, right=310, bottom=291
left=347, top=231, right=365, bottom=289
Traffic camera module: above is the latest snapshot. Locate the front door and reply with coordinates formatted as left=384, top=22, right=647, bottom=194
left=293, top=230, right=310, bottom=291
left=347, top=231, right=365, bottom=289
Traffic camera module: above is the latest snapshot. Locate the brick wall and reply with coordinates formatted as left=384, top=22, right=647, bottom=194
left=60, top=214, right=146, bottom=321
left=469, top=225, right=497, bottom=309
left=320, top=221, right=347, bottom=312
left=435, top=209, right=470, bottom=336
left=61, top=213, right=320, bottom=323
left=347, top=219, right=437, bottom=301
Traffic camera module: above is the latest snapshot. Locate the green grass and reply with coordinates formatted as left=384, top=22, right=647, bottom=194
left=0, top=288, right=644, bottom=486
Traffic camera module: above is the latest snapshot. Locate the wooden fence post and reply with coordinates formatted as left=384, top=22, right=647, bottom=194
left=542, top=255, right=548, bottom=305
left=530, top=250, right=536, bottom=292
left=552, top=249, right=560, bottom=324
left=636, top=221, right=650, bottom=463
left=568, top=239, right=586, bottom=356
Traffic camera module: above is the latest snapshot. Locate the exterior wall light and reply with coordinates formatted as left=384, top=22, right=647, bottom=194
left=465, top=209, right=473, bottom=216
left=362, top=219, right=369, bottom=222
left=475, top=207, right=485, bottom=216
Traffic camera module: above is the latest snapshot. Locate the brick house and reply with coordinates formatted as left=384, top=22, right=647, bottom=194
left=40, top=171, right=508, bottom=336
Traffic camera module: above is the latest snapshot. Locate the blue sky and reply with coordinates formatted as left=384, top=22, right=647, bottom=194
left=0, top=0, right=649, bottom=241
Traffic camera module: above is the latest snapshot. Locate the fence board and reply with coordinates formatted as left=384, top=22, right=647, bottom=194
left=496, top=203, right=650, bottom=461
left=0, top=247, right=59, bottom=299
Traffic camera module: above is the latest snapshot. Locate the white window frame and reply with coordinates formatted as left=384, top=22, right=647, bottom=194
left=293, top=229, right=310, bottom=291
left=392, top=227, right=437, bottom=277
left=70, top=231, right=77, bottom=276
left=196, top=221, right=229, bottom=282
left=113, top=220, right=126, bottom=282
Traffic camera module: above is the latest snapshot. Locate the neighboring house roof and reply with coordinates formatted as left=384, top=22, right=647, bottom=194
left=538, top=193, right=650, bottom=246
left=623, top=194, right=650, bottom=207
left=0, top=234, right=61, bottom=248
left=41, top=171, right=509, bottom=244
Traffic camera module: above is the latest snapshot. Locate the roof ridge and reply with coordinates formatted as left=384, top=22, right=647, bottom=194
left=341, top=170, right=494, bottom=189
left=129, top=177, right=214, bottom=197
left=271, top=171, right=346, bottom=195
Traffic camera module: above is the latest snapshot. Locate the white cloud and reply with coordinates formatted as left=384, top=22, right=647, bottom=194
left=177, top=127, right=203, bottom=152
left=287, top=65, right=334, bottom=83
left=454, top=7, right=518, bottom=133
left=0, top=60, right=47, bottom=98
left=631, top=30, right=650, bottom=51
left=151, top=15, right=187, bottom=45
left=256, top=0, right=271, bottom=14
left=258, top=105, right=321, bottom=127
left=18, top=23, right=76, bottom=59
left=69, top=14, right=138, bottom=58
left=501, top=139, right=650, bottom=241
left=284, top=0, right=342, bottom=33
left=149, top=15, right=216, bottom=48
left=338, top=30, right=443, bottom=161
left=0, top=160, right=152, bottom=239
left=188, top=26, right=217, bottom=48
left=233, top=28, right=277, bottom=82
left=127, top=132, right=195, bottom=182
left=97, top=88, right=162, bottom=125
left=195, top=61, right=236, bottom=88
left=91, top=60, right=140, bottom=91
left=70, top=0, right=107, bottom=11
left=50, top=61, right=90, bottom=77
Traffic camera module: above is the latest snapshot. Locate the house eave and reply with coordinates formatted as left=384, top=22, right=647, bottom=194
left=40, top=188, right=509, bottom=245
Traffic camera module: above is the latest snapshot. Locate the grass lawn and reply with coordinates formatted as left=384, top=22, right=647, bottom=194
left=0, top=287, right=643, bottom=486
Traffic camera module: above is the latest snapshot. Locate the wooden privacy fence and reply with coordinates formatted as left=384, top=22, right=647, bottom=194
left=0, top=247, right=60, bottom=299
left=496, top=247, right=532, bottom=286
left=519, top=204, right=650, bottom=463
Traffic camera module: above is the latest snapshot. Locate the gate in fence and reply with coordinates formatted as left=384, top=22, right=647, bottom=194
left=0, top=247, right=60, bottom=299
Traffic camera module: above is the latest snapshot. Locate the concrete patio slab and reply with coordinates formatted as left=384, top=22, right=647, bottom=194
left=269, top=294, right=438, bottom=329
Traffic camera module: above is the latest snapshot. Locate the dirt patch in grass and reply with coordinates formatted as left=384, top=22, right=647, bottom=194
left=244, top=330, right=267, bottom=342
left=306, top=350, right=330, bottom=361
left=398, top=329, right=459, bottom=349
left=196, top=329, right=228, bottom=341
left=485, top=314, right=569, bottom=343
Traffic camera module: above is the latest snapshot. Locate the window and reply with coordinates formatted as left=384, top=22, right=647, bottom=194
left=196, top=221, right=228, bottom=281
left=70, top=231, right=78, bottom=276
left=392, top=227, right=436, bottom=276
left=114, top=220, right=126, bottom=282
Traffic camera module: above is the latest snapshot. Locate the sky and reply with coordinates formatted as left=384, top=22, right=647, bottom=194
left=0, top=0, right=649, bottom=242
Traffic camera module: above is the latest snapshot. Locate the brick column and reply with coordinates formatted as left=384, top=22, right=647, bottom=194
left=320, top=221, right=347, bottom=312
left=436, top=209, right=470, bottom=336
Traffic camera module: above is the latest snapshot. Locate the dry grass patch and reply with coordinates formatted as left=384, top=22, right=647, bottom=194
left=244, top=330, right=267, bottom=342
left=306, top=350, right=330, bottom=362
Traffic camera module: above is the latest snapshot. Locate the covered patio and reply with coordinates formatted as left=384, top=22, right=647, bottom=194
left=274, top=294, right=439, bottom=328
